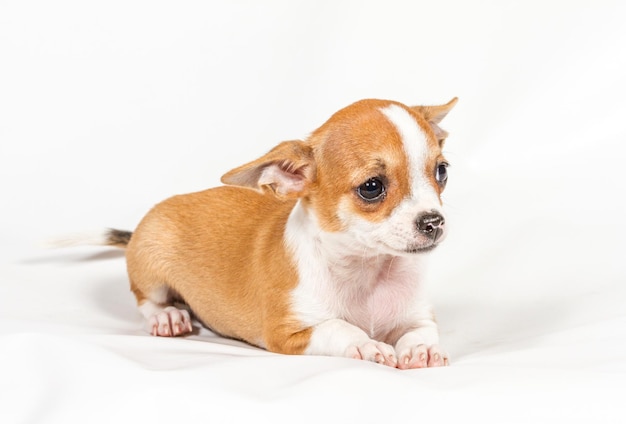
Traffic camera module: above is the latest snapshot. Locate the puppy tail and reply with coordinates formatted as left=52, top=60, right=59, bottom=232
left=43, top=228, right=132, bottom=249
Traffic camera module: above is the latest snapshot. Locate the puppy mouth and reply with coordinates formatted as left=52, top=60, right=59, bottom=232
left=404, top=243, right=439, bottom=254
left=379, top=241, right=439, bottom=255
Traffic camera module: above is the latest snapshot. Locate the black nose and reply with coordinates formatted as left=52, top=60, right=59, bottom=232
left=416, top=213, right=445, bottom=242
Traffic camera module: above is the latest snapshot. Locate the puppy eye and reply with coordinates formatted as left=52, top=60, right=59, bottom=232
left=436, top=162, right=449, bottom=186
left=357, top=177, right=386, bottom=202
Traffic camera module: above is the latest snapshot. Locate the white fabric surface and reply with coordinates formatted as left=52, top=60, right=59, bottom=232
left=1, top=1, right=625, bottom=423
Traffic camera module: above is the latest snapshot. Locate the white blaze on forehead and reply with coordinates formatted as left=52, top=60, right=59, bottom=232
left=379, top=104, right=430, bottom=193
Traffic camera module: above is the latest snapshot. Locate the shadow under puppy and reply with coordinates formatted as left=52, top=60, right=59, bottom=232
left=76, top=98, right=458, bottom=369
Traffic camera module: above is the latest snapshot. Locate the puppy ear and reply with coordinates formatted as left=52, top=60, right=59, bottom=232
left=221, top=140, right=315, bottom=199
left=412, top=97, right=458, bottom=146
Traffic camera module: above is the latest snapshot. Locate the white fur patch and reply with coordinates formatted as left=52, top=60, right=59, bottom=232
left=285, top=202, right=335, bottom=327
left=380, top=104, right=429, bottom=192
left=379, top=104, right=441, bottom=208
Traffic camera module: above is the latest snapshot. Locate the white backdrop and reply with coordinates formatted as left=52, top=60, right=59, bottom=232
left=1, top=1, right=626, bottom=423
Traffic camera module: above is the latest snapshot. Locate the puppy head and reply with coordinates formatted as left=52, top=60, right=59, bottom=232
left=221, top=98, right=457, bottom=256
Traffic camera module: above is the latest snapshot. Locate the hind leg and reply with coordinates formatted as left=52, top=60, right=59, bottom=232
left=134, top=285, right=194, bottom=337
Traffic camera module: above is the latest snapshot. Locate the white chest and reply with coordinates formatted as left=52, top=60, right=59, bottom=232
left=285, top=201, right=428, bottom=342
left=291, top=254, right=425, bottom=341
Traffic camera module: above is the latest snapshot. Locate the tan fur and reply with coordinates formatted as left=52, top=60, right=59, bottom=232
left=124, top=98, right=457, bottom=355
left=126, top=186, right=312, bottom=353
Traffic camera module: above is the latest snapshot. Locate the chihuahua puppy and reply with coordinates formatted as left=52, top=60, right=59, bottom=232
left=78, top=98, right=457, bottom=369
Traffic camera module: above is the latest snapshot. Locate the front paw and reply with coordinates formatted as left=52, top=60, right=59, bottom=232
left=396, top=344, right=449, bottom=370
left=345, top=340, right=397, bottom=367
